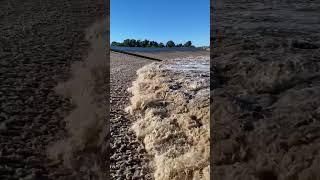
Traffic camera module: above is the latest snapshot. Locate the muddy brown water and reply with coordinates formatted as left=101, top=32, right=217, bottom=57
left=211, top=1, right=320, bottom=180
left=47, top=18, right=109, bottom=179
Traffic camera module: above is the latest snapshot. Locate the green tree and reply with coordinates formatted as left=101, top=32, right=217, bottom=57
left=111, top=39, right=190, bottom=48
left=166, top=40, right=175, bottom=48
left=183, top=41, right=192, bottom=47
left=129, top=39, right=137, bottom=47
left=111, top=41, right=118, bottom=46
left=136, top=40, right=142, bottom=47
left=149, top=41, right=154, bottom=47
left=142, top=39, right=150, bottom=47
left=123, top=39, right=130, bottom=47
left=150, top=41, right=159, bottom=47
left=159, top=43, right=165, bottom=48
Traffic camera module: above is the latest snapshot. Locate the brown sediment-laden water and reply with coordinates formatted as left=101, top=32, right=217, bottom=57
left=47, top=18, right=108, bottom=179
left=126, top=56, right=210, bottom=180
left=212, top=1, right=320, bottom=179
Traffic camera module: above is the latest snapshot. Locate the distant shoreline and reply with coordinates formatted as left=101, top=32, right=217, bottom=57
left=110, top=46, right=209, bottom=52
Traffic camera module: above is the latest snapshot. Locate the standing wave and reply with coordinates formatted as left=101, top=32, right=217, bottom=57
left=126, top=56, right=210, bottom=180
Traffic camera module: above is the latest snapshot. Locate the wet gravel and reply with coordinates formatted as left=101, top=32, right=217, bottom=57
left=0, top=0, right=106, bottom=179
left=110, top=52, right=154, bottom=180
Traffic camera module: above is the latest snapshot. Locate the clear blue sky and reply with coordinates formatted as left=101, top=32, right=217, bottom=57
left=111, top=0, right=209, bottom=47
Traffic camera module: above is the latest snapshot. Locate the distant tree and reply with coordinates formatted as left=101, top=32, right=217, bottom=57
left=123, top=39, right=130, bottom=47
left=129, top=39, right=137, bottom=47
left=142, top=39, right=150, bottom=47
left=150, top=41, right=159, bottom=47
left=149, top=41, right=154, bottom=47
left=183, top=41, right=192, bottom=47
left=111, top=39, right=195, bottom=48
left=136, top=40, right=142, bottom=47
left=111, top=41, right=118, bottom=46
left=166, top=40, right=175, bottom=48
left=159, top=43, right=165, bottom=48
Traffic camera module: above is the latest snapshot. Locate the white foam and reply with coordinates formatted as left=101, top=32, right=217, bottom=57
left=164, top=56, right=210, bottom=73
left=126, top=56, right=210, bottom=180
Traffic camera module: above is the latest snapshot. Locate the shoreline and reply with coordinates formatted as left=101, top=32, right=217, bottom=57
left=111, top=46, right=209, bottom=52
left=110, top=52, right=154, bottom=179
left=110, top=51, right=209, bottom=179
left=131, top=50, right=210, bottom=61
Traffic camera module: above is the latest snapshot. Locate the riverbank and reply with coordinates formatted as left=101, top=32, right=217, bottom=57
left=111, top=46, right=208, bottom=52
left=110, top=52, right=153, bottom=179
left=110, top=50, right=209, bottom=179
left=136, top=50, right=209, bottom=61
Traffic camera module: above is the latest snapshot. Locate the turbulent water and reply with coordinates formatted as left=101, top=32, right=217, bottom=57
left=46, top=19, right=108, bottom=179
left=126, top=56, right=210, bottom=180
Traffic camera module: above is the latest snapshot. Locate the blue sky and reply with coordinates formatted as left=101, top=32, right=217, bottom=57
left=111, top=0, right=209, bottom=47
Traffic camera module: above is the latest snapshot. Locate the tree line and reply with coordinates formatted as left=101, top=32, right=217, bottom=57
left=111, top=39, right=195, bottom=48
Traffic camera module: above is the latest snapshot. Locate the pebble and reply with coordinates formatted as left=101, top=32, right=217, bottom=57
left=110, top=53, right=154, bottom=179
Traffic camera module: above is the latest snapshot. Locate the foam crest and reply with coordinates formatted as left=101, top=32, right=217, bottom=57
left=126, top=56, right=210, bottom=180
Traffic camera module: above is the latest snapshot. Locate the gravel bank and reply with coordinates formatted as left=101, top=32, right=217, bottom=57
left=110, top=52, right=153, bottom=180
left=211, top=1, right=320, bottom=179
left=0, top=0, right=106, bottom=179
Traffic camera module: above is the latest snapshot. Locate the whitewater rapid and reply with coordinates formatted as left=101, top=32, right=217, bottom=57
left=126, top=56, right=210, bottom=180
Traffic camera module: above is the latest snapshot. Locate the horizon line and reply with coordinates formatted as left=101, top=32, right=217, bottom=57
left=110, top=38, right=209, bottom=47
